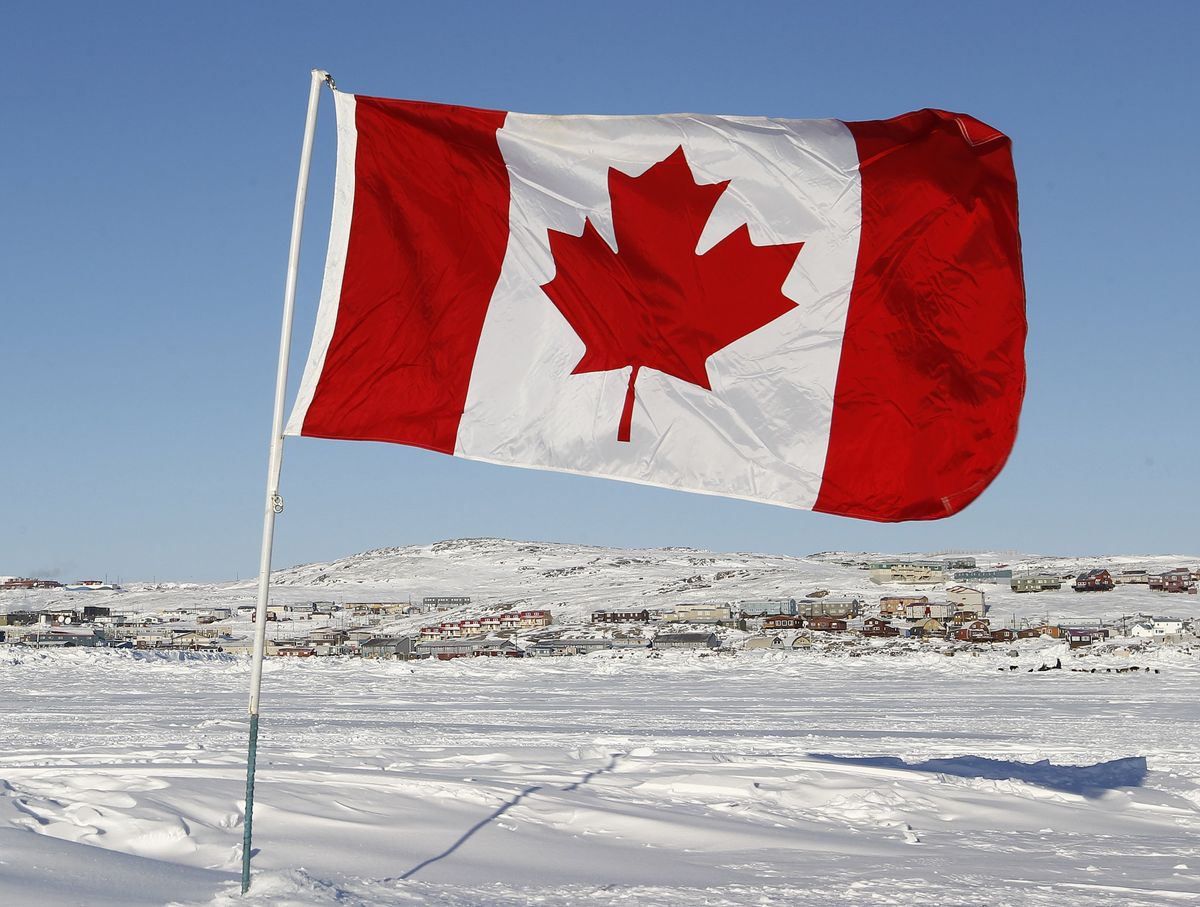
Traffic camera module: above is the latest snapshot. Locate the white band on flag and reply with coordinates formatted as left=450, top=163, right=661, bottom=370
left=286, top=91, right=358, bottom=437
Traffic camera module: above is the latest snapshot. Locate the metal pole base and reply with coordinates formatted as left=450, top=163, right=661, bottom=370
left=241, top=712, right=260, bottom=893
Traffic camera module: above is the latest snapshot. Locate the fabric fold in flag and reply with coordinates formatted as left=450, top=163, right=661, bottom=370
left=286, top=90, right=1026, bottom=522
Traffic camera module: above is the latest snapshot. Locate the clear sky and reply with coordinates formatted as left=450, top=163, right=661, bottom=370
left=3, top=1, right=1197, bottom=582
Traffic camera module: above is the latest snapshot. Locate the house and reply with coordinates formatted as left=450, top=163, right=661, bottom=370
left=169, top=629, right=220, bottom=649
left=480, top=615, right=503, bottom=631
left=1031, top=624, right=1063, bottom=638
left=737, top=599, right=798, bottom=617
left=528, top=638, right=611, bottom=657
left=955, top=619, right=992, bottom=642
left=591, top=609, right=651, bottom=623
left=610, top=633, right=652, bottom=649
left=943, top=557, right=977, bottom=570
left=805, top=616, right=847, bottom=633
left=762, top=614, right=803, bottom=630
left=219, top=637, right=271, bottom=656
left=419, top=625, right=443, bottom=640
left=349, top=602, right=406, bottom=616
left=134, top=629, right=173, bottom=649
left=1150, top=569, right=1196, bottom=593
left=1010, top=573, right=1062, bottom=593
left=1064, top=626, right=1111, bottom=648
left=879, top=595, right=927, bottom=618
left=669, top=604, right=731, bottom=623
left=653, top=632, right=720, bottom=650
left=0, top=611, right=39, bottom=626
left=0, top=577, right=63, bottom=590
left=361, top=637, right=404, bottom=658
left=799, top=597, right=862, bottom=619
left=307, top=628, right=346, bottom=647
left=869, top=564, right=946, bottom=585
left=946, top=586, right=986, bottom=612
left=276, top=645, right=317, bottom=657
left=1115, top=569, right=1150, bottom=585
left=904, top=601, right=954, bottom=621
left=989, top=628, right=1016, bottom=643
left=519, top=610, right=552, bottom=627
left=45, top=606, right=83, bottom=625
left=458, top=617, right=482, bottom=635
left=357, top=637, right=422, bottom=659
left=499, top=612, right=522, bottom=629
left=416, top=639, right=480, bottom=660
left=950, top=608, right=985, bottom=626
left=916, top=617, right=946, bottom=638
left=476, top=639, right=525, bottom=657
left=953, top=569, right=1013, bottom=584
left=423, top=596, right=471, bottom=609
left=28, top=627, right=104, bottom=648
left=863, top=617, right=900, bottom=637
left=1130, top=617, right=1186, bottom=638
left=1073, top=569, right=1114, bottom=592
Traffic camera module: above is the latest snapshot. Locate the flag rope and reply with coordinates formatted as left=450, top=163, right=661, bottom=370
left=241, top=67, right=333, bottom=895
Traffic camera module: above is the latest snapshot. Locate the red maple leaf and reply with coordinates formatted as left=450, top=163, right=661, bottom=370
left=541, top=146, right=803, bottom=443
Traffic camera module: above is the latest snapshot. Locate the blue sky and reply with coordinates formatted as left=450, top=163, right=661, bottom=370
left=2, top=1, right=1197, bottom=581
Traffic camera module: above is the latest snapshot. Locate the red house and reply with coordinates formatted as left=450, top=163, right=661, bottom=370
left=1151, top=569, right=1196, bottom=593
left=1073, top=569, right=1114, bottom=592
left=763, top=614, right=803, bottom=630
left=955, top=619, right=992, bottom=642
left=863, top=617, right=900, bottom=637
left=805, top=616, right=846, bottom=632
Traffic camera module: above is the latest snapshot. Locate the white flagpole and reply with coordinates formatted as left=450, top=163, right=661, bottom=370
left=241, top=67, right=332, bottom=895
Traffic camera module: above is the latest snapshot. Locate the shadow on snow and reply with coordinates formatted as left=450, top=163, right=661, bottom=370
left=805, top=753, right=1148, bottom=796
left=397, top=752, right=624, bottom=880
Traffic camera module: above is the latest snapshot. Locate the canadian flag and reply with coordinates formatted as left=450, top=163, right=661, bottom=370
left=286, top=91, right=1026, bottom=521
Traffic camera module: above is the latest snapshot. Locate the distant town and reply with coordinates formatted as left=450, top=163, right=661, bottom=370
left=2, top=554, right=1197, bottom=659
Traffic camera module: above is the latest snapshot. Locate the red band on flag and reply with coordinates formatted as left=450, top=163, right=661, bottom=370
left=300, top=97, right=510, bottom=453
left=814, top=109, right=1027, bottom=521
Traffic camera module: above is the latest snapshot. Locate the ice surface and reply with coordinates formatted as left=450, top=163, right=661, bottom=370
left=3, top=645, right=1200, bottom=906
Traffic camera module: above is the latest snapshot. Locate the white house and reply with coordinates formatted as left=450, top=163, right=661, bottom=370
left=1131, top=617, right=1186, bottom=638
left=904, top=601, right=954, bottom=621
left=669, top=603, right=732, bottom=623
left=946, top=586, right=986, bottom=612
left=869, top=564, right=946, bottom=585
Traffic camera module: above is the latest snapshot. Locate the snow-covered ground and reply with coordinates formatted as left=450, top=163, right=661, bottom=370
left=3, top=643, right=1200, bottom=906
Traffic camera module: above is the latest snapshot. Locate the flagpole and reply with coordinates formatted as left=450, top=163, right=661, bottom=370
left=241, top=67, right=332, bottom=895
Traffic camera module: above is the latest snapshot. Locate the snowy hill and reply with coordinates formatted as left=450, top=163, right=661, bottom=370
left=3, top=538, right=1198, bottom=629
